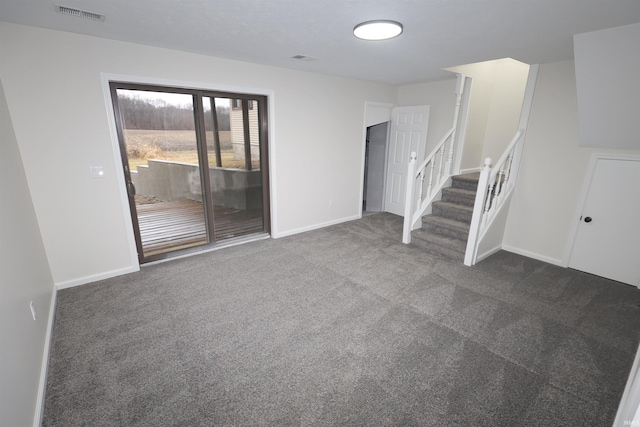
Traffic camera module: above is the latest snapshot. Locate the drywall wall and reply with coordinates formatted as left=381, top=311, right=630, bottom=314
left=397, top=77, right=456, bottom=158
left=0, top=80, right=55, bottom=427
left=481, top=59, right=529, bottom=161
left=446, top=61, right=496, bottom=171
left=503, top=61, right=587, bottom=263
left=574, top=23, right=640, bottom=150
left=0, top=22, right=396, bottom=285
left=446, top=58, right=529, bottom=172
left=503, top=60, right=640, bottom=264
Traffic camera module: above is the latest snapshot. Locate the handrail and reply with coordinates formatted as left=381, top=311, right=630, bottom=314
left=488, top=130, right=522, bottom=182
left=402, top=128, right=456, bottom=243
left=464, top=129, right=525, bottom=265
left=402, top=73, right=467, bottom=244
left=415, top=127, right=454, bottom=174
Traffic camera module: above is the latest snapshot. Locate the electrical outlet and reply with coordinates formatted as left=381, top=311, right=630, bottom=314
left=29, top=301, right=37, bottom=321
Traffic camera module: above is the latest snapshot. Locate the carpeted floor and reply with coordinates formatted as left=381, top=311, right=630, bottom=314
left=43, top=213, right=640, bottom=426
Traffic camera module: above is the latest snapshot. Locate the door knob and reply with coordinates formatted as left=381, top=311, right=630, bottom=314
left=584, top=216, right=592, bottom=223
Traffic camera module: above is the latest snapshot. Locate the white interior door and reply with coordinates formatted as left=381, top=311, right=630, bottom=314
left=569, top=158, right=640, bottom=286
left=384, top=105, right=430, bottom=216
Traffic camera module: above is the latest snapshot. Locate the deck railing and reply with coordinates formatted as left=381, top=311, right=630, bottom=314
left=464, top=129, right=524, bottom=266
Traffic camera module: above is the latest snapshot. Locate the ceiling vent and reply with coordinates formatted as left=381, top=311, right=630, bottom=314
left=55, top=5, right=105, bottom=22
left=291, top=55, right=318, bottom=62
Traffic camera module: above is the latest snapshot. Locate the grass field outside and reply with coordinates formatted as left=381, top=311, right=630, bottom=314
left=124, top=129, right=259, bottom=170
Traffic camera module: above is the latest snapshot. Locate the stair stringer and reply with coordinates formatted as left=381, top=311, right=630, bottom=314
left=473, top=190, right=515, bottom=263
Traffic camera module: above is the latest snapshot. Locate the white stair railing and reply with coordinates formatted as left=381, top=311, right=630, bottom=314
left=464, top=129, right=524, bottom=266
left=402, top=74, right=467, bottom=244
left=402, top=129, right=455, bottom=243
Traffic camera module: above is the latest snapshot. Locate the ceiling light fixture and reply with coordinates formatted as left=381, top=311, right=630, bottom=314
left=353, top=20, right=403, bottom=41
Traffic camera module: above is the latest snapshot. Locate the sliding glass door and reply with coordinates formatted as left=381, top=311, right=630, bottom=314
left=110, top=83, right=269, bottom=263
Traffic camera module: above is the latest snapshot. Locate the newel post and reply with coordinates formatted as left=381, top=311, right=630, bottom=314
left=464, top=157, right=492, bottom=266
left=402, top=151, right=417, bottom=244
left=445, top=74, right=465, bottom=177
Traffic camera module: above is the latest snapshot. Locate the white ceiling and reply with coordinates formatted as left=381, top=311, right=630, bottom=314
left=1, top=0, right=639, bottom=85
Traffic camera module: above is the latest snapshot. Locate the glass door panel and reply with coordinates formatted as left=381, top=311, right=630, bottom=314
left=203, top=96, right=264, bottom=240
left=116, top=89, right=208, bottom=258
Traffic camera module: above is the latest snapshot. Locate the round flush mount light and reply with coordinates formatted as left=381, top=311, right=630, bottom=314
left=353, top=20, right=403, bottom=41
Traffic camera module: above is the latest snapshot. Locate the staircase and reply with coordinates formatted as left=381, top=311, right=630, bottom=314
left=410, top=172, right=479, bottom=261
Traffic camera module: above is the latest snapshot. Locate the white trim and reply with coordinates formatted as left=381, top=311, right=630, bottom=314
left=501, top=244, right=565, bottom=267
left=362, top=101, right=394, bottom=217
left=100, top=74, right=139, bottom=271
left=459, top=167, right=482, bottom=174
left=614, top=343, right=640, bottom=426
left=453, top=75, right=472, bottom=175
left=564, top=152, right=640, bottom=266
left=273, top=214, right=361, bottom=239
left=99, top=72, right=278, bottom=253
left=475, top=243, right=503, bottom=264
left=142, top=234, right=270, bottom=267
left=33, top=289, right=57, bottom=427
left=55, top=265, right=139, bottom=290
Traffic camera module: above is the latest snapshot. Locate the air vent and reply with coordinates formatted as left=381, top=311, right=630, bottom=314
left=291, top=55, right=318, bottom=62
left=55, top=5, right=105, bottom=21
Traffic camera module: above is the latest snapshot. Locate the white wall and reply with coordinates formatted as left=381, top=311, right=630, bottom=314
left=0, top=22, right=396, bottom=286
left=574, top=23, right=640, bottom=150
left=446, top=59, right=529, bottom=171
left=481, top=59, right=530, bottom=161
left=503, top=60, right=640, bottom=265
left=397, top=77, right=456, bottom=157
left=0, top=80, right=56, bottom=427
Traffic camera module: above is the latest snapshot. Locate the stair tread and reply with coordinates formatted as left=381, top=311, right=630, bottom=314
left=453, top=172, right=480, bottom=182
left=422, top=215, right=471, bottom=231
left=412, top=228, right=467, bottom=249
left=442, top=187, right=476, bottom=196
left=432, top=200, right=473, bottom=213
left=411, top=229, right=467, bottom=260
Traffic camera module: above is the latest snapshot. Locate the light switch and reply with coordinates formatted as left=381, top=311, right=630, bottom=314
left=90, top=166, right=105, bottom=178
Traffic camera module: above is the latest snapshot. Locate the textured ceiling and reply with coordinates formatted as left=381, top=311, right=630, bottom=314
left=1, top=0, right=639, bottom=85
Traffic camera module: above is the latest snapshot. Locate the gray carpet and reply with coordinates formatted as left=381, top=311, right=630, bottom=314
left=43, top=213, right=640, bottom=426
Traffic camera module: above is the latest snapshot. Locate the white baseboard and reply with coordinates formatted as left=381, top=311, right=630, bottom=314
left=459, top=167, right=482, bottom=174
left=501, top=244, right=565, bottom=267
left=55, top=265, right=139, bottom=290
left=33, top=289, right=57, bottom=427
left=614, top=343, right=640, bottom=426
left=273, top=214, right=361, bottom=239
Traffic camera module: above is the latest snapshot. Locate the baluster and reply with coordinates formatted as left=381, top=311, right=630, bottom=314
left=417, top=169, right=425, bottom=206
left=496, top=167, right=505, bottom=198
left=437, top=145, right=446, bottom=186
left=503, top=149, right=515, bottom=188
left=446, top=132, right=455, bottom=173
left=483, top=175, right=496, bottom=215
left=427, top=159, right=435, bottom=199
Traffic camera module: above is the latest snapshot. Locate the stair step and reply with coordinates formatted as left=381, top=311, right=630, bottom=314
left=410, top=228, right=467, bottom=261
left=422, top=215, right=470, bottom=240
left=432, top=201, right=473, bottom=224
left=441, top=187, right=476, bottom=207
left=451, top=172, right=480, bottom=192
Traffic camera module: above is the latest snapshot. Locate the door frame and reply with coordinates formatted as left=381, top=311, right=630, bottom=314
left=564, top=152, right=640, bottom=287
left=101, top=73, right=276, bottom=268
left=361, top=101, right=394, bottom=217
